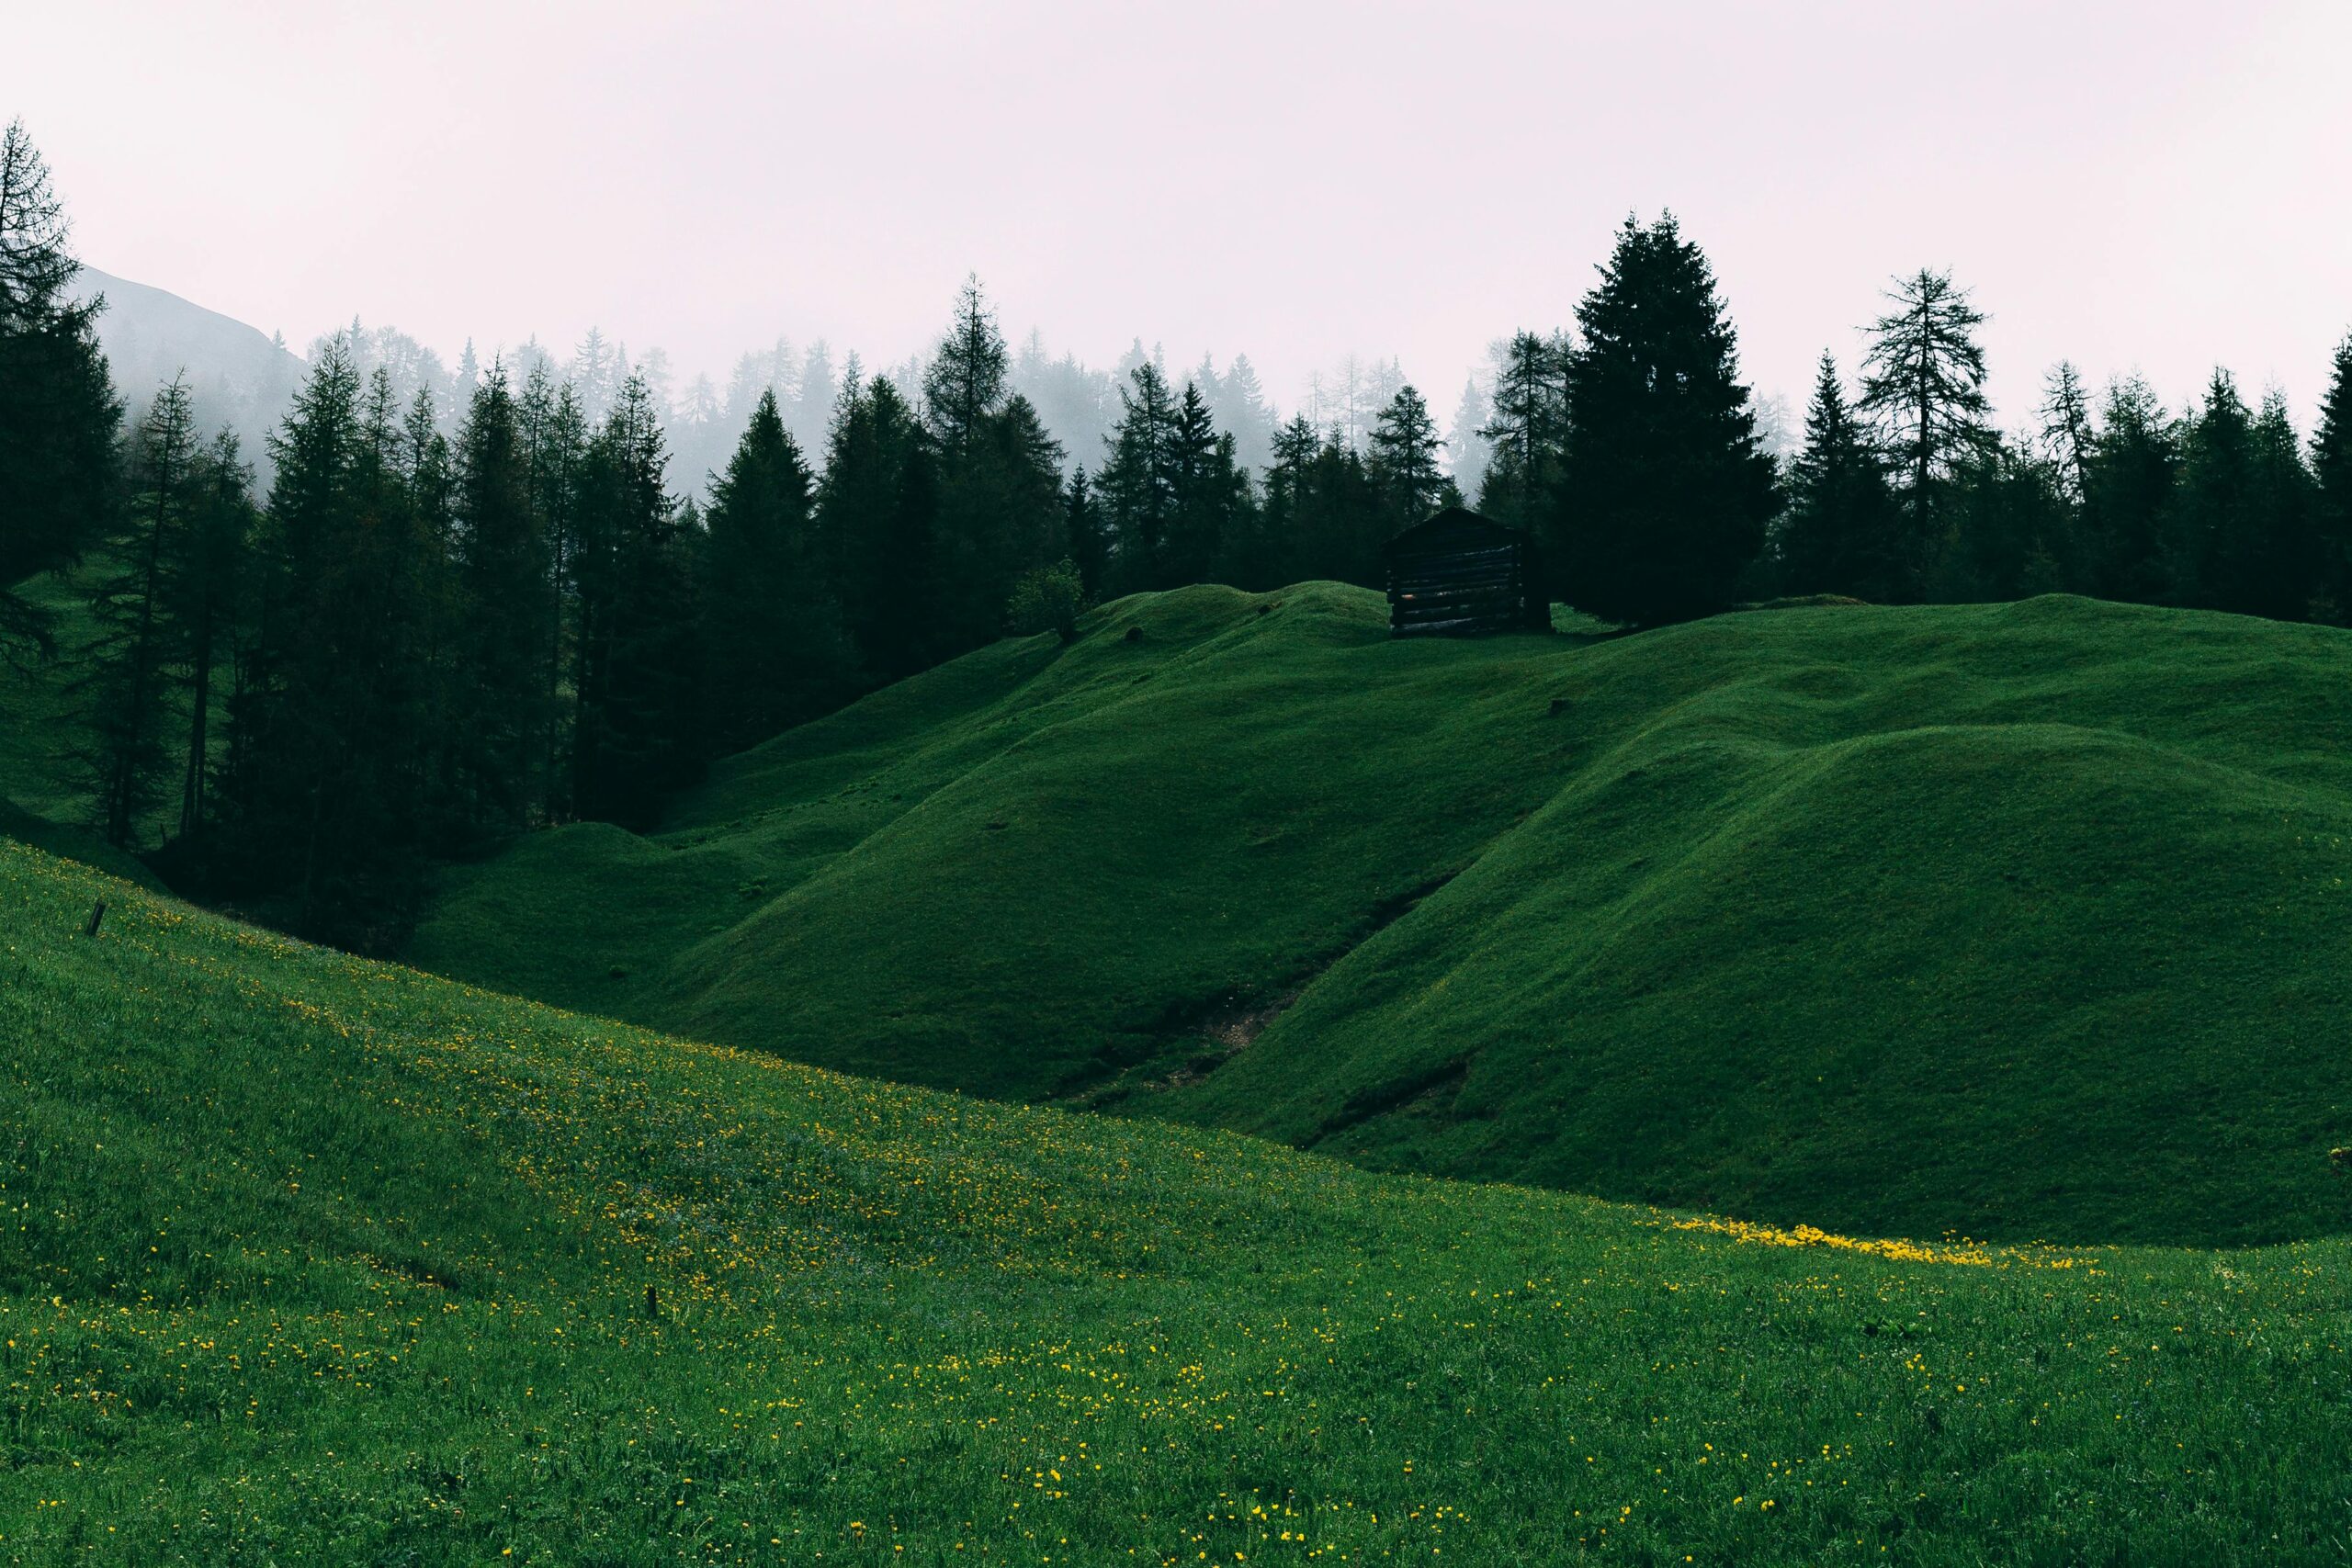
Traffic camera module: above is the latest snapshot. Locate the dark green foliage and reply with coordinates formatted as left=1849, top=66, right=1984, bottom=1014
left=1163, top=381, right=1248, bottom=585
left=1859, top=268, right=1992, bottom=591
left=448, top=365, right=553, bottom=834
left=1366, top=384, right=1446, bottom=531
left=571, top=377, right=702, bottom=829
left=80, top=379, right=201, bottom=844
left=1061, top=466, right=1108, bottom=597
left=2082, top=376, right=2177, bottom=603
left=229, top=349, right=446, bottom=946
left=2317, top=335, right=2352, bottom=619
left=1930, top=438, right=2075, bottom=601
left=1776, top=354, right=1900, bottom=600
left=1553, top=214, right=1779, bottom=625
left=1474, top=330, right=1567, bottom=529
left=168, top=432, right=254, bottom=844
left=1260, top=415, right=1384, bottom=588
left=1004, top=557, right=1088, bottom=642
left=920, top=274, right=1009, bottom=457
left=0, top=119, right=120, bottom=657
left=698, top=389, right=848, bottom=753
left=518, top=365, right=589, bottom=822
left=1098, top=360, right=1181, bottom=590
left=818, top=375, right=936, bottom=679
left=2168, top=369, right=2256, bottom=607
left=932, top=393, right=1066, bottom=654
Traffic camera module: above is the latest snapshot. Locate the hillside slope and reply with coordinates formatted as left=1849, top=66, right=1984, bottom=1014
left=9, top=837, right=2352, bottom=1562
left=409, top=587, right=2352, bottom=1247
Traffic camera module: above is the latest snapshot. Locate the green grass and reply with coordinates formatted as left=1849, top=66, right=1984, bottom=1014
left=410, top=586, right=2352, bottom=1249
left=9, top=837, right=2352, bottom=1563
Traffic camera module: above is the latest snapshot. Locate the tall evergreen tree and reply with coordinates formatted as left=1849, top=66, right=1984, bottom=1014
left=2233, top=388, right=2319, bottom=621
left=571, top=376, right=701, bottom=827
left=922, top=275, right=1010, bottom=456
left=1098, top=361, right=1182, bottom=591
left=0, top=119, right=120, bottom=656
left=1778, top=354, right=1900, bottom=600
left=2040, top=361, right=2095, bottom=504
left=2312, top=334, right=2352, bottom=621
left=1553, top=214, right=1778, bottom=625
left=169, top=431, right=254, bottom=845
left=819, top=375, right=936, bottom=678
left=1367, top=385, right=1446, bottom=531
left=2083, top=376, right=2177, bottom=603
left=1447, top=375, right=1492, bottom=498
left=1062, top=466, right=1109, bottom=598
left=1164, top=382, right=1246, bottom=585
left=701, top=389, right=850, bottom=750
left=2169, top=369, right=2256, bottom=608
left=1476, top=330, right=1568, bottom=528
left=83, top=378, right=201, bottom=844
left=519, top=365, right=590, bottom=821
left=449, top=365, right=553, bottom=833
left=1859, top=268, right=1993, bottom=592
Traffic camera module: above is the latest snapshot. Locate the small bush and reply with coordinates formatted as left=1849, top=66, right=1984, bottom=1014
left=1006, top=558, right=1089, bottom=643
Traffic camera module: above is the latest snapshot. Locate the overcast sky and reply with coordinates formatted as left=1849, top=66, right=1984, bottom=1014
left=10, top=1, right=2350, bottom=431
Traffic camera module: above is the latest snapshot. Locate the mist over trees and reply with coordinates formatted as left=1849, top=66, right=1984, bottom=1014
left=9, top=118, right=2352, bottom=949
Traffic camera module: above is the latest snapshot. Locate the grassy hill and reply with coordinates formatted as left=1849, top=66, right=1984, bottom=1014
left=408, top=585, right=2352, bottom=1249
left=8, top=835, right=2352, bottom=1562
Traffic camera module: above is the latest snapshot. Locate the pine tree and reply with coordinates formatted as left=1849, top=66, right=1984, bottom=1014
left=1554, top=214, right=1778, bottom=625
left=2235, top=389, right=2319, bottom=621
left=1062, top=467, right=1109, bottom=598
left=448, top=365, right=553, bottom=833
left=701, top=389, right=850, bottom=750
left=83, top=378, right=201, bottom=844
left=519, top=366, right=589, bottom=820
left=1859, top=268, right=1993, bottom=590
left=2083, top=376, right=2177, bottom=603
left=1163, top=381, right=1244, bottom=584
left=572, top=376, right=700, bottom=827
left=1098, top=361, right=1182, bottom=591
left=1367, top=385, right=1446, bottom=531
left=0, top=119, right=120, bottom=656
left=1476, top=331, right=1567, bottom=527
left=2312, top=334, right=2352, bottom=621
left=818, top=375, right=936, bottom=679
left=1778, top=354, right=1900, bottom=600
left=2170, top=369, right=2255, bottom=608
left=169, top=431, right=254, bottom=845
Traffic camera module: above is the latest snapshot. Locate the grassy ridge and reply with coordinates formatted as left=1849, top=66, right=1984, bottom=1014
left=8, top=839, right=2352, bottom=1562
left=411, top=587, right=2352, bottom=1247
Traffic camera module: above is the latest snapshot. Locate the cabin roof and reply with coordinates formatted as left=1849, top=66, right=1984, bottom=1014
left=1383, top=506, right=1529, bottom=557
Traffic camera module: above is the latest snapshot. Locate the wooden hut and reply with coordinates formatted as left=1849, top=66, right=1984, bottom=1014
left=1383, top=507, right=1548, bottom=637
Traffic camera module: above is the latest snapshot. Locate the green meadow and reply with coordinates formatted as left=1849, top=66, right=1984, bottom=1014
left=413, top=585, right=2352, bottom=1248
left=7, top=834, right=2352, bottom=1564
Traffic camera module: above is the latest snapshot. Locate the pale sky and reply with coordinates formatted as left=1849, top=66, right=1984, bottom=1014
left=9, top=0, right=2350, bottom=431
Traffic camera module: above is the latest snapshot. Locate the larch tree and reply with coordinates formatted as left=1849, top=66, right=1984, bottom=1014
left=1367, top=385, right=1447, bottom=531
left=1859, top=268, right=1993, bottom=592
left=1476, top=330, right=1568, bottom=529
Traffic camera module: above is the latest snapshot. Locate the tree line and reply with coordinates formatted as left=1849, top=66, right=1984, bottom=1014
left=6, top=118, right=2352, bottom=945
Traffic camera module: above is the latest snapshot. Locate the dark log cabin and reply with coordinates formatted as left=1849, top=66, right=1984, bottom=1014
left=1384, top=507, right=1549, bottom=637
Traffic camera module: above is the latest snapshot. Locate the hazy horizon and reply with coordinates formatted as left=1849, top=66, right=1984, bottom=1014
left=12, top=1, right=2352, bottom=432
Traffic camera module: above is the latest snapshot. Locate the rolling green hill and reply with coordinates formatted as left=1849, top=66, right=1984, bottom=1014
left=409, top=585, right=2352, bottom=1248
left=7, top=835, right=2352, bottom=1562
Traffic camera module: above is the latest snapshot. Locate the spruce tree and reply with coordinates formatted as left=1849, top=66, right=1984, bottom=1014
left=2170, top=370, right=2255, bottom=609
left=1164, top=382, right=1243, bottom=585
left=2312, top=334, right=2352, bottom=621
left=83, top=379, right=201, bottom=844
left=572, top=376, right=700, bottom=827
left=1367, top=385, right=1446, bottom=531
left=1476, top=330, right=1567, bottom=528
left=2083, top=377, right=2177, bottom=603
left=1779, top=354, right=1900, bottom=600
left=818, top=375, right=936, bottom=679
left=519, top=366, right=588, bottom=820
left=2238, top=389, right=2318, bottom=621
left=1859, top=268, right=1993, bottom=592
left=169, top=431, right=254, bottom=845
left=1554, top=214, right=1778, bottom=625
left=1098, top=361, right=1182, bottom=591
left=701, top=389, right=849, bottom=750
left=1062, top=467, right=1109, bottom=597
left=0, top=119, right=120, bottom=656
left=449, top=365, right=552, bottom=832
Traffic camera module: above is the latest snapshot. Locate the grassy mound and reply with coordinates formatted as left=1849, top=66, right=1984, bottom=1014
left=411, top=587, right=2352, bottom=1248
left=7, top=839, right=2352, bottom=1562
